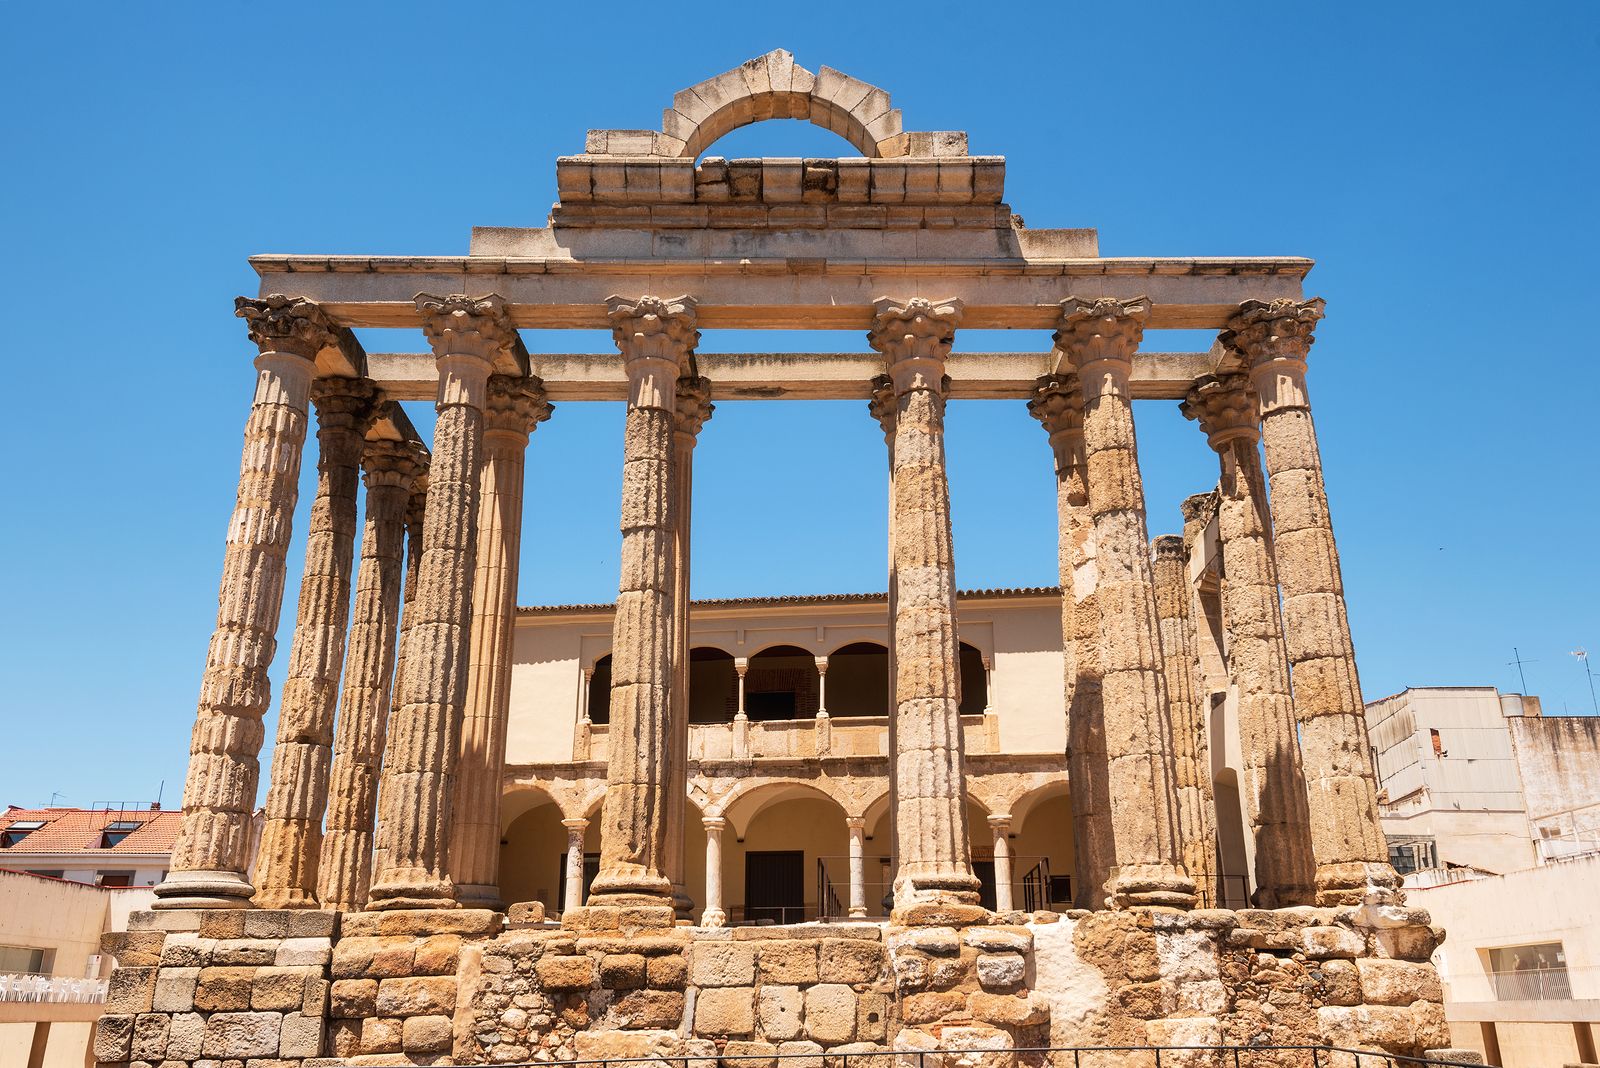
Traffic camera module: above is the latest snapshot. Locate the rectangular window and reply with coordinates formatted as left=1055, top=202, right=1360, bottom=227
left=97, top=871, right=134, bottom=888
left=1487, top=942, right=1571, bottom=1001
left=1, top=821, right=44, bottom=848
left=0, top=945, right=47, bottom=974
left=100, top=821, right=143, bottom=849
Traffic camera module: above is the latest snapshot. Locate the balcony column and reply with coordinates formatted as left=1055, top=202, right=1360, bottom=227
left=1028, top=372, right=1112, bottom=909
left=254, top=376, right=379, bottom=909
left=666, top=375, right=713, bottom=919
left=452, top=376, right=552, bottom=910
left=1183, top=373, right=1317, bottom=905
left=815, top=657, right=831, bottom=753
left=155, top=296, right=337, bottom=910
left=368, top=294, right=515, bottom=910
left=701, top=816, right=727, bottom=928
left=1055, top=296, right=1196, bottom=910
left=1224, top=299, right=1398, bottom=905
left=575, top=667, right=595, bottom=761
left=319, top=438, right=426, bottom=912
left=583, top=295, right=697, bottom=914
left=846, top=815, right=868, bottom=918
left=733, top=658, right=750, bottom=760
left=562, top=818, right=589, bottom=914
left=1152, top=530, right=1221, bottom=907
left=867, top=297, right=983, bottom=922
left=989, top=815, right=1014, bottom=913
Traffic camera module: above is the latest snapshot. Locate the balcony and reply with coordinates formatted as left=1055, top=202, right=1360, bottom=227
left=581, top=711, right=999, bottom=764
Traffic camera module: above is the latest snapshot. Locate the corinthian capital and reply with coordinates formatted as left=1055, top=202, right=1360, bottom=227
left=868, top=297, right=962, bottom=394
left=674, top=376, right=714, bottom=440
left=1053, top=296, right=1150, bottom=371
left=235, top=295, right=338, bottom=359
left=310, top=376, right=380, bottom=434
left=483, top=375, right=552, bottom=437
left=1180, top=373, right=1260, bottom=449
left=1222, top=297, right=1325, bottom=365
left=1027, top=373, right=1083, bottom=438
left=607, top=295, right=700, bottom=366
left=361, top=438, right=426, bottom=492
left=414, top=294, right=520, bottom=363
left=868, top=374, right=896, bottom=442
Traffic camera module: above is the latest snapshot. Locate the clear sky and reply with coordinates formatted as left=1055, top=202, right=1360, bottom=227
left=1, top=2, right=1596, bottom=810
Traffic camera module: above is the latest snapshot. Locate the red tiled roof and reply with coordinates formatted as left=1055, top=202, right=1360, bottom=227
left=0, top=806, right=181, bottom=856
left=519, top=586, right=1061, bottom=615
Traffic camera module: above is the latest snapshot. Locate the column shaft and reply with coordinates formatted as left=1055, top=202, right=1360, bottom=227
left=990, top=817, right=1014, bottom=913
left=1056, top=297, right=1195, bottom=910
left=372, top=486, right=425, bottom=884
left=665, top=376, right=712, bottom=918
left=1030, top=374, right=1113, bottom=909
left=452, top=377, right=550, bottom=909
left=702, top=817, right=726, bottom=927
left=585, top=296, right=697, bottom=911
left=869, top=297, right=982, bottom=920
left=562, top=819, right=588, bottom=913
left=1227, top=298, right=1396, bottom=904
left=846, top=817, right=867, bottom=918
left=156, top=296, right=334, bottom=909
left=319, top=439, right=423, bottom=912
left=368, top=294, right=512, bottom=910
left=254, top=377, right=377, bottom=909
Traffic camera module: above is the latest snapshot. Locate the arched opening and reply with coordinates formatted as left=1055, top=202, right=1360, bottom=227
left=1012, top=783, right=1077, bottom=911
left=717, top=783, right=850, bottom=923
left=689, top=647, right=737, bottom=723
left=958, top=642, right=987, bottom=715
left=826, top=641, right=889, bottom=717
left=499, top=789, right=596, bottom=916
left=744, top=645, right=817, bottom=721
left=587, top=654, right=611, bottom=725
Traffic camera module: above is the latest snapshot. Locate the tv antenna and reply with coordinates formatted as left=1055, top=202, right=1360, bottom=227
left=1508, top=647, right=1537, bottom=693
left=1574, top=649, right=1598, bottom=714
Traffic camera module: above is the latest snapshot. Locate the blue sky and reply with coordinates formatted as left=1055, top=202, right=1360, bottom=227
left=1, top=2, right=1596, bottom=809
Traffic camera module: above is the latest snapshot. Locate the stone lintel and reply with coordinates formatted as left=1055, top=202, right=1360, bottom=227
left=363, top=350, right=1217, bottom=403
left=364, top=400, right=426, bottom=450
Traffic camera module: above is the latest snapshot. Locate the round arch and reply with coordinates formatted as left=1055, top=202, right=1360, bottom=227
left=826, top=641, right=890, bottom=718
left=744, top=645, right=818, bottom=721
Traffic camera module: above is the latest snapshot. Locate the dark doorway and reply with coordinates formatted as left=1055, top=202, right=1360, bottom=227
left=745, top=850, right=805, bottom=923
left=557, top=851, right=601, bottom=912
left=973, top=858, right=997, bottom=912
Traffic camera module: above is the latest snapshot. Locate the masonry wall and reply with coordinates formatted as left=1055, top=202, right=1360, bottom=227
left=1506, top=715, right=1600, bottom=844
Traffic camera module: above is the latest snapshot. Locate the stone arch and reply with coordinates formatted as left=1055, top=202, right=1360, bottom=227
left=582, top=50, right=968, bottom=160
left=716, top=777, right=850, bottom=839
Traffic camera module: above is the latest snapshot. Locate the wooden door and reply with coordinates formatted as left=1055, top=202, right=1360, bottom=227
left=745, top=850, right=805, bottom=923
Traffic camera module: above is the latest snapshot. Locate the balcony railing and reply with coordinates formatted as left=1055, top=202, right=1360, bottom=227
left=0, top=972, right=107, bottom=1003
left=1488, top=966, right=1573, bottom=1001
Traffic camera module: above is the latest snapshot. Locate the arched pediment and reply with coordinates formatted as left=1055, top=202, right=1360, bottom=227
left=582, top=49, right=967, bottom=159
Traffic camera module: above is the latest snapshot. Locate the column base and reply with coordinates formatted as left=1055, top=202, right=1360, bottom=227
left=1107, top=864, right=1197, bottom=910
left=670, top=883, right=695, bottom=922
left=151, top=869, right=255, bottom=910
left=699, top=907, right=727, bottom=928
left=455, top=882, right=507, bottom=911
left=251, top=887, right=323, bottom=910
left=364, top=871, right=458, bottom=911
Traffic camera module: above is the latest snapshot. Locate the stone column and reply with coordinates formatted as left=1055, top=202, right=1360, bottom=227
left=701, top=816, right=727, bottom=928
left=155, top=295, right=336, bottom=910
left=1151, top=530, right=1221, bottom=906
left=368, top=294, right=515, bottom=910
left=733, top=658, right=750, bottom=760
left=253, top=376, right=378, bottom=909
left=562, top=818, right=589, bottom=913
left=867, top=297, right=983, bottom=921
left=846, top=816, right=867, bottom=918
left=815, top=657, right=832, bottom=753
left=452, top=376, right=552, bottom=909
left=373, top=480, right=426, bottom=884
left=666, top=375, right=713, bottom=919
left=1055, top=296, right=1196, bottom=910
left=1029, top=373, right=1113, bottom=909
left=868, top=377, right=901, bottom=886
left=989, top=815, right=1014, bottom=913
left=1183, top=374, right=1317, bottom=905
left=1224, top=298, right=1397, bottom=905
left=584, top=295, right=697, bottom=913
left=1178, top=493, right=1223, bottom=903
left=319, top=439, right=425, bottom=912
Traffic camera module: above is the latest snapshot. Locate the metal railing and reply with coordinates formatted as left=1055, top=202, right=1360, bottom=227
left=1535, top=828, right=1600, bottom=864
left=1487, top=966, right=1573, bottom=1001
left=0, top=972, right=107, bottom=1003
left=470, top=1044, right=1492, bottom=1068
left=1193, top=874, right=1251, bottom=910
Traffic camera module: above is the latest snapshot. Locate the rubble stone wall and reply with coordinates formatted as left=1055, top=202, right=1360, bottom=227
left=94, top=901, right=1452, bottom=1068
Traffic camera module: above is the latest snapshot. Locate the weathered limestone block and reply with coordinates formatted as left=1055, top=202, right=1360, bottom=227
left=694, top=985, right=755, bottom=1036
left=692, top=940, right=757, bottom=986
left=130, top=1012, right=170, bottom=1060
left=600, top=952, right=648, bottom=989
left=805, top=984, right=859, bottom=1045
left=401, top=1013, right=453, bottom=1054
left=94, top=1014, right=134, bottom=1061
left=724, top=1039, right=780, bottom=1068
left=760, top=940, right=820, bottom=984
left=977, top=952, right=1026, bottom=990
left=1316, top=1004, right=1416, bottom=1052
left=275, top=936, right=333, bottom=966
left=375, top=975, right=458, bottom=1016
left=535, top=954, right=596, bottom=989
left=648, top=953, right=689, bottom=989
left=614, top=989, right=686, bottom=1029
left=968, top=991, right=1049, bottom=1028
left=151, top=966, right=199, bottom=1013
left=194, top=966, right=257, bottom=1012
left=167, top=1010, right=205, bottom=1060
left=758, top=984, right=805, bottom=1041
left=414, top=933, right=463, bottom=975
left=1355, top=958, right=1444, bottom=1006
left=201, top=1011, right=284, bottom=1058
left=331, top=977, right=378, bottom=1017
left=280, top=1010, right=324, bottom=1058
left=106, top=965, right=158, bottom=1014
left=102, top=930, right=167, bottom=967
left=212, top=937, right=278, bottom=966
left=361, top=1015, right=404, bottom=1054
left=1317, top=959, right=1363, bottom=1006
left=819, top=938, right=883, bottom=984
left=198, top=911, right=247, bottom=939
left=1303, top=925, right=1367, bottom=959
left=778, top=1038, right=826, bottom=1068
left=251, top=966, right=316, bottom=1011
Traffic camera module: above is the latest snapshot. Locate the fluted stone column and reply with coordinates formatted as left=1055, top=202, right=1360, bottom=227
left=368, top=294, right=515, bottom=911
left=702, top=816, right=727, bottom=928
left=989, top=815, right=1015, bottom=913
left=1152, top=532, right=1220, bottom=905
left=319, top=439, right=425, bottom=912
left=868, top=297, right=983, bottom=921
left=1029, top=373, right=1114, bottom=910
left=868, top=376, right=901, bottom=884
left=372, top=480, right=426, bottom=884
left=665, top=375, right=712, bottom=919
left=846, top=816, right=868, bottom=918
left=452, top=376, right=551, bottom=909
left=155, top=295, right=336, bottom=910
left=253, top=377, right=378, bottom=909
left=562, top=818, right=588, bottom=913
left=583, top=295, right=697, bottom=914
left=1224, top=298, right=1397, bottom=905
left=1055, top=296, right=1195, bottom=910
left=1183, top=374, right=1317, bottom=905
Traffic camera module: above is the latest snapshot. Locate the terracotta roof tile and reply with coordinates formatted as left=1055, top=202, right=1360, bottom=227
left=519, top=585, right=1060, bottom=615
left=0, top=807, right=181, bottom=856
